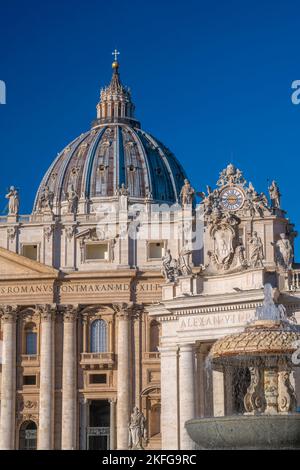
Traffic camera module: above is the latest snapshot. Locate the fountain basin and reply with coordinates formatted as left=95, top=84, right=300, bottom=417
left=186, top=414, right=300, bottom=449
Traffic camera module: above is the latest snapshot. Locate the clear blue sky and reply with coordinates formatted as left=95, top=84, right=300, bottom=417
left=1, top=0, right=300, bottom=253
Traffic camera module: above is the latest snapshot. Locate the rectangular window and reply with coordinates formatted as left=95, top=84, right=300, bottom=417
left=148, top=242, right=164, bottom=260
left=23, top=375, right=36, bottom=386
left=89, top=374, right=107, bottom=385
left=26, top=332, right=37, bottom=355
left=22, top=244, right=38, bottom=261
left=86, top=243, right=109, bottom=261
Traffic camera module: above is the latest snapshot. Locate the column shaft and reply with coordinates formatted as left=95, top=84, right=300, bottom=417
left=61, top=308, right=77, bottom=449
left=0, top=307, right=17, bottom=450
left=160, top=345, right=179, bottom=450
left=116, top=308, right=130, bottom=449
left=109, top=399, right=116, bottom=450
left=38, top=306, right=54, bottom=449
left=179, top=344, right=195, bottom=450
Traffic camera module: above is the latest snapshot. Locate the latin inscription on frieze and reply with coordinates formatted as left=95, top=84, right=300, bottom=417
left=179, top=310, right=255, bottom=330
left=0, top=282, right=162, bottom=298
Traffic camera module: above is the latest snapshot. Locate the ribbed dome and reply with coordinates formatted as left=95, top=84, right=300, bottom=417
left=33, top=60, right=187, bottom=213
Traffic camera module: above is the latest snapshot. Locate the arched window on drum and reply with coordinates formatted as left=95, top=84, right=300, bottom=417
left=90, top=319, right=108, bottom=353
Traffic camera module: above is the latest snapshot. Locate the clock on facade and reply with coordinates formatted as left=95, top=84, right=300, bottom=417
left=220, top=187, right=245, bottom=211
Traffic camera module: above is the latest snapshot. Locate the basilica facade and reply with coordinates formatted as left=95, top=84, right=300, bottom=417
left=0, top=57, right=300, bottom=451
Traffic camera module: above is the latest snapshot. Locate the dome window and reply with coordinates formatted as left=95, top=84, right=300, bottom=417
left=98, top=164, right=106, bottom=173
left=128, top=164, right=136, bottom=172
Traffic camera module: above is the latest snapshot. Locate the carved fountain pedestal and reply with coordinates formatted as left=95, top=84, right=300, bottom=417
left=186, top=285, right=300, bottom=449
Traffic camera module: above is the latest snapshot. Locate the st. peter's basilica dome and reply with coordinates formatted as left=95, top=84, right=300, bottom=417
left=33, top=59, right=187, bottom=213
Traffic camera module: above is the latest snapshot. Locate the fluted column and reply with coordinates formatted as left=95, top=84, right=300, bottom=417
left=38, top=304, right=55, bottom=450
left=0, top=305, right=18, bottom=450
left=179, top=343, right=195, bottom=450
left=61, top=306, right=78, bottom=449
left=160, top=345, right=179, bottom=450
left=115, top=304, right=131, bottom=450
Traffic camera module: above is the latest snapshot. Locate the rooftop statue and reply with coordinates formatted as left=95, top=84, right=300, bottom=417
left=272, top=233, right=293, bottom=271
left=38, top=186, right=54, bottom=213
left=180, top=179, right=195, bottom=207
left=217, top=163, right=246, bottom=187
left=65, top=185, right=79, bottom=214
left=268, top=180, right=281, bottom=209
left=5, top=186, right=19, bottom=216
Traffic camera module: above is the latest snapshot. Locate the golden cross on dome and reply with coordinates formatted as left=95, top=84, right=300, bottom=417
left=112, top=49, right=120, bottom=62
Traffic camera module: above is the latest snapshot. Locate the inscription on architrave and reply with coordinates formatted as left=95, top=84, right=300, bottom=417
left=179, top=310, right=255, bottom=330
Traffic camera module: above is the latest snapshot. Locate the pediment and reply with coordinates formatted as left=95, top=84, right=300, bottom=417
left=0, top=247, right=58, bottom=278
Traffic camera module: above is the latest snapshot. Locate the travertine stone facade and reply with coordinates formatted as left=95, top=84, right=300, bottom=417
left=1, top=59, right=300, bottom=451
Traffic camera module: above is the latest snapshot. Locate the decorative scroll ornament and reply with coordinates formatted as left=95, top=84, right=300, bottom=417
left=44, top=225, right=54, bottom=242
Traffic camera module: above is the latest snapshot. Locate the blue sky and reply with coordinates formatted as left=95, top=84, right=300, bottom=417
left=1, top=0, right=300, bottom=253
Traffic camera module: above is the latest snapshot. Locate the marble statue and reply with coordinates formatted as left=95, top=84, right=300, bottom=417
left=161, top=250, right=182, bottom=282
left=38, top=186, right=54, bottom=212
left=217, top=163, right=245, bottom=187
left=273, top=233, right=293, bottom=270
left=249, top=231, right=264, bottom=267
left=269, top=180, right=281, bottom=209
left=255, top=283, right=287, bottom=321
left=128, top=406, right=146, bottom=450
left=179, top=244, right=192, bottom=275
left=65, top=185, right=79, bottom=214
left=180, top=179, right=195, bottom=207
left=5, top=186, right=19, bottom=215
left=161, top=249, right=174, bottom=282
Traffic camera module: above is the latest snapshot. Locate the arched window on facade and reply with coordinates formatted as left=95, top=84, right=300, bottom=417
left=25, top=323, right=37, bottom=355
left=19, top=421, right=37, bottom=450
left=149, top=320, right=161, bottom=352
left=90, top=319, right=108, bottom=353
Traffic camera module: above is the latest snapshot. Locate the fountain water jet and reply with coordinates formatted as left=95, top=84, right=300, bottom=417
left=186, top=284, right=300, bottom=449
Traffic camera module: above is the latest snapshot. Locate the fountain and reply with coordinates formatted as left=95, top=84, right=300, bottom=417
left=186, top=284, right=300, bottom=449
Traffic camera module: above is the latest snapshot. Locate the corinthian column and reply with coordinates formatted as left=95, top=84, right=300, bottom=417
left=0, top=305, right=18, bottom=450
left=61, top=306, right=78, bottom=449
left=115, top=303, right=132, bottom=450
left=38, top=304, right=55, bottom=450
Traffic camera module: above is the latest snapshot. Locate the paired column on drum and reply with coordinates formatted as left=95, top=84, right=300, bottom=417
left=0, top=305, right=18, bottom=450
left=61, top=305, right=78, bottom=449
left=179, top=343, right=196, bottom=450
left=38, top=304, right=55, bottom=450
left=116, top=304, right=132, bottom=450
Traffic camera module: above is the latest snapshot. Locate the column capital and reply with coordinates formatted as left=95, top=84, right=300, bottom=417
left=59, top=304, right=79, bottom=322
left=36, top=304, right=57, bottom=322
left=108, top=397, right=117, bottom=404
left=179, top=343, right=195, bottom=353
left=113, top=302, right=143, bottom=319
left=0, top=304, right=19, bottom=322
left=159, top=344, right=179, bottom=356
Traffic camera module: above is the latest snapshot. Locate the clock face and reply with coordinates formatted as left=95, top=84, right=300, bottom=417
left=220, top=187, right=244, bottom=211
